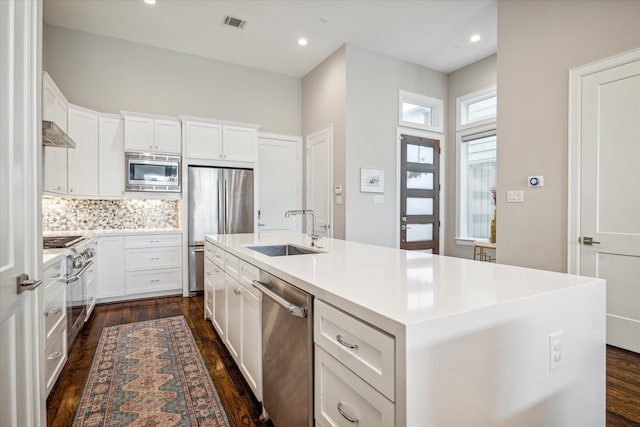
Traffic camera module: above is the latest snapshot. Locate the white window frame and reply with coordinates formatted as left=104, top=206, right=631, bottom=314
left=455, top=88, right=497, bottom=246
left=399, top=90, right=443, bottom=133
left=457, top=87, right=497, bottom=131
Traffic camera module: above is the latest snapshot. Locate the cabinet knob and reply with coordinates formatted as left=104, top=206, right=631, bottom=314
left=48, top=351, right=63, bottom=360
left=219, top=154, right=223, bottom=159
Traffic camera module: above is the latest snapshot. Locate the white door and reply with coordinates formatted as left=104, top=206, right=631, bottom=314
left=258, top=135, right=301, bottom=232
left=306, top=126, right=333, bottom=238
left=580, top=56, right=640, bottom=353
left=1, top=0, right=45, bottom=425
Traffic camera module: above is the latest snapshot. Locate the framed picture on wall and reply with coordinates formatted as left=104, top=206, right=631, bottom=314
left=360, top=168, right=384, bottom=193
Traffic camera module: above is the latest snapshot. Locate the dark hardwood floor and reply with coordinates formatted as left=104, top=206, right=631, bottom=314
left=46, top=295, right=270, bottom=427
left=47, top=296, right=640, bottom=426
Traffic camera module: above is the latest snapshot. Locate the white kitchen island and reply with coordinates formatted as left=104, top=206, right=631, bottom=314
left=206, top=232, right=605, bottom=427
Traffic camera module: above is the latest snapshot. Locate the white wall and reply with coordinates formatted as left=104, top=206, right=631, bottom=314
left=301, top=46, right=346, bottom=239
left=345, top=45, right=447, bottom=248
left=445, top=55, right=497, bottom=259
left=497, top=0, right=640, bottom=271
left=43, top=25, right=301, bottom=135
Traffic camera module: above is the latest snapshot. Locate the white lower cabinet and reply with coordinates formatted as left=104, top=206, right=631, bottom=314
left=314, top=300, right=396, bottom=426
left=97, top=232, right=182, bottom=301
left=315, top=346, right=394, bottom=427
left=204, top=242, right=262, bottom=401
left=97, top=236, right=125, bottom=299
left=41, top=257, right=67, bottom=396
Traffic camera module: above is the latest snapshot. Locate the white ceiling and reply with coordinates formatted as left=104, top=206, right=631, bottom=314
left=43, top=0, right=497, bottom=78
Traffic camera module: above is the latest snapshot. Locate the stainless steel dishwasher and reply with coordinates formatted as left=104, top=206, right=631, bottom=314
left=252, top=271, right=313, bottom=427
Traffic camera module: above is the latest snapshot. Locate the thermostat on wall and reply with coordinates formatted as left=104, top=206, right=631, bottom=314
left=528, top=176, right=544, bottom=187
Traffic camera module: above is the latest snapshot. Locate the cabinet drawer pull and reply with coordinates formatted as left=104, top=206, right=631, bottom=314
left=215, top=254, right=222, bottom=259
left=336, top=334, right=358, bottom=350
left=150, top=279, right=160, bottom=283
left=206, top=272, right=213, bottom=276
left=337, top=402, right=359, bottom=423
left=214, top=269, right=221, bottom=273
left=44, top=307, right=62, bottom=316
left=149, top=240, right=160, bottom=243
left=233, top=288, right=242, bottom=295
left=48, top=351, right=63, bottom=360
left=149, top=257, right=160, bottom=260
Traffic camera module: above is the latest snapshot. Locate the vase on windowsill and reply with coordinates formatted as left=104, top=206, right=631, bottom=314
left=490, top=208, right=496, bottom=243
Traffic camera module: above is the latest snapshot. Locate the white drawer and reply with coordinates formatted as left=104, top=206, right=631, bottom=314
left=125, top=246, right=181, bottom=271
left=43, top=282, right=66, bottom=339
left=224, top=251, right=240, bottom=280
left=126, top=268, right=182, bottom=295
left=212, top=245, right=225, bottom=268
left=205, top=241, right=215, bottom=262
left=315, top=300, right=395, bottom=400
left=239, top=259, right=260, bottom=298
left=125, top=233, right=181, bottom=249
left=45, top=320, right=67, bottom=396
left=315, top=346, right=394, bottom=427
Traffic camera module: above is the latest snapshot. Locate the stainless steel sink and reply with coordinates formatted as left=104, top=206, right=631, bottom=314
left=247, top=244, right=323, bottom=257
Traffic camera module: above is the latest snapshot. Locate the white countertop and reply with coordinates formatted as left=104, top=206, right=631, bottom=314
left=207, top=232, right=599, bottom=328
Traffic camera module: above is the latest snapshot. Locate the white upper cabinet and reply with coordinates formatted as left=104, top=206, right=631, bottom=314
left=183, top=119, right=257, bottom=162
left=123, top=112, right=181, bottom=155
left=42, top=71, right=68, bottom=132
left=222, top=125, right=257, bottom=162
left=98, top=116, right=124, bottom=198
left=184, top=121, right=223, bottom=160
left=67, top=105, right=99, bottom=197
left=42, top=72, right=69, bottom=195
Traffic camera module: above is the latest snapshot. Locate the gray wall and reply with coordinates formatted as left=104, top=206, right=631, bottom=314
left=497, top=0, right=640, bottom=271
left=444, top=55, right=497, bottom=259
left=43, top=25, right=301, bottom=134
left=345, top=46, right=448, bottom=248
left=301, top=46, right=347, bottom=239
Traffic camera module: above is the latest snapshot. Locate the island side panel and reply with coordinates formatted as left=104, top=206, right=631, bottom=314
left=404, top=279, right=605, bottom=426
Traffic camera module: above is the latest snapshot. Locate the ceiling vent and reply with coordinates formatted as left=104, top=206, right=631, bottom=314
left=223, top=15, right=246, bottom=29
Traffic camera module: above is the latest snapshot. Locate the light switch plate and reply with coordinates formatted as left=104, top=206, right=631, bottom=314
left=374, top=195, right=384, bottom=204
left=507, top=190, right=524, bottom=203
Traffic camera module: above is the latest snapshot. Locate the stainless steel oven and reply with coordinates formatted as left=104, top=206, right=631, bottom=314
left=126, top=152, right=181, bottom=192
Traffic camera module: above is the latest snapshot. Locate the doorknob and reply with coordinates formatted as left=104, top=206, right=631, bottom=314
left=580, top=236, right=600, bottom=245
left=17, top=273, right=42, bottom=293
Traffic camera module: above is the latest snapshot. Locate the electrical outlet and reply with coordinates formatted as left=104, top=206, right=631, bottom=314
left=549, top=331, right=563, bottom=371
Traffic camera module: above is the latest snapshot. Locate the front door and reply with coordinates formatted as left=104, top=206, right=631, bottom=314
left=306, top=126, right=332, bottom=238
left=258, top=135, right=302, bottom=232
left=400, top=135, right=440, bottom=253
left=580, top=56, right=640, bottom=353
left=1, top=0, right=44, bottom=425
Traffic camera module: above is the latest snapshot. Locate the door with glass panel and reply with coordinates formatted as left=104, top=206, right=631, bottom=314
left=400, top=135, right=439, bottom=253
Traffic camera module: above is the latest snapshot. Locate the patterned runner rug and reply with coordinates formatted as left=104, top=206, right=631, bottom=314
left=74, top=316, right=230, bottom=426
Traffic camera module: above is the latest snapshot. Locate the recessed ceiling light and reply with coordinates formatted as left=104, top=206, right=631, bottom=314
left=144, top=0, right=156, bottom=4
left=470, top=34, right=481, bottom=43
left=298, top=38, right=308, bottom=47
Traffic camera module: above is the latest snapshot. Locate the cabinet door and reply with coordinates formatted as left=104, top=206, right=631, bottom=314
left=42, top=72, right=68, bottom=132
left=97, top=236, right=125, bottom=299
left=84, top=261, right=97, bottom=320
left=154, top=119, right=181, bottom=154
left=67, top=106, right=99, bottom=196
left=225, top=275, right=241, bottom=361
left=99, top=117, right=124, bottom=198
left=212, top=266, right=226, bottom=339
left=240, top=288, right=262, bottom=400
left=223, top=125, right=256, bottom=162
left=184, top=121, right=223, bottom=160
left=204, top=257, right=215, bottom=320
left=43, top=146, right=68, bottom=194
left=124, top=115, right=154, bottom=152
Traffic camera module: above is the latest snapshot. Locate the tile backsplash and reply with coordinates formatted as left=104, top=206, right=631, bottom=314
left=43, top=196, right=180, bottom=231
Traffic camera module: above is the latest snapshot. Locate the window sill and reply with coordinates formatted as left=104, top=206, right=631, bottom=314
left=455, top=238, right=477, bottom=246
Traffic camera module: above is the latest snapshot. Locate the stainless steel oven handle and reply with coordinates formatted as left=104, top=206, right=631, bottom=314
left=66, top=260, right=94, bottom=283
left=252, top=280, right=308, bottom=318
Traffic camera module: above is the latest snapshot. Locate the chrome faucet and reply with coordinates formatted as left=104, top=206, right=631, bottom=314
left=285, top=209, right=320, bottom=247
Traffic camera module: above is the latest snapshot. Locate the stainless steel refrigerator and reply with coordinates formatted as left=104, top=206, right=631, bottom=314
left=188, top=166, right=254, bottom=292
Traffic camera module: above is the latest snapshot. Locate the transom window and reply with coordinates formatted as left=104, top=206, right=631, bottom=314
left=399, top=90, right=443, bottom=132
left=458, top=89, right=497, bottom=130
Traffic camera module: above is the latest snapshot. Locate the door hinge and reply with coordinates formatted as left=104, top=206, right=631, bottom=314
left=438, top=221, right=441, bottom=227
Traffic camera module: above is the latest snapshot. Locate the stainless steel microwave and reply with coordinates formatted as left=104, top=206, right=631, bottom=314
left=125, top=152, right=181, bottom=192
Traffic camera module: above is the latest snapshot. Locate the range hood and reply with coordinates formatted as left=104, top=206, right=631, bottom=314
left=42, top=120, right=76, bottom=148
